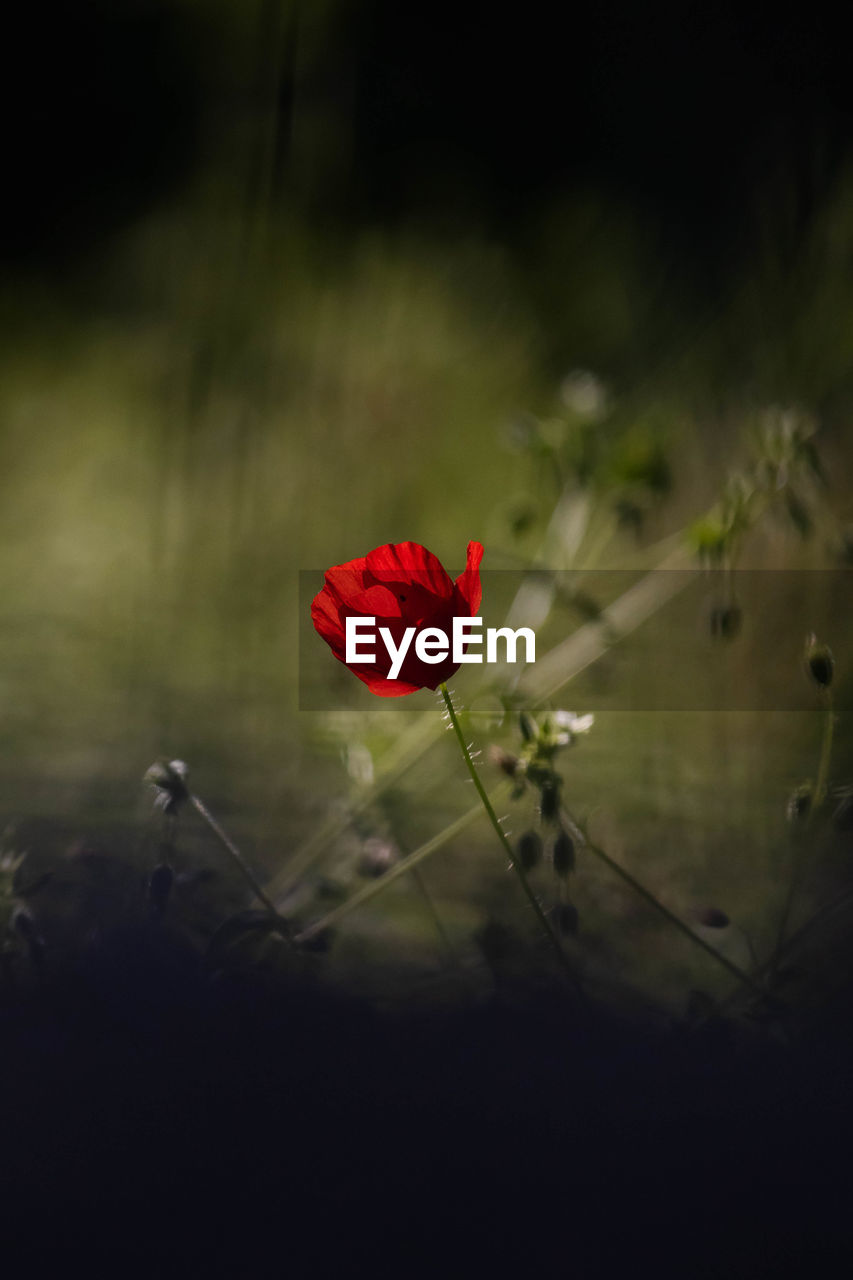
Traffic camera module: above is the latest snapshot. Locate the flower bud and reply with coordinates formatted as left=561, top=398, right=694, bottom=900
left=552, top=830, right=575, bottom=877
left=805, top=634, right=834, bottom=689
left=517, top=831, right=542, bottom=871
left=145, top=759, right=190, bottom=815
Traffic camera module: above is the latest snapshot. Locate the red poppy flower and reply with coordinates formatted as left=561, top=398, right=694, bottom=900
left=311, top=540, right=484, bottom=696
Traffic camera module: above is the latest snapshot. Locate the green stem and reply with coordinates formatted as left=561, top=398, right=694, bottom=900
left=559, top=809, right=768, bottom=1000
left=438, top=684, right=582, bottom=993
left=409, top=864, right=460, bottom=972
left=190, top=793, right=288, bottom=931
left=814, top=689, right=835, bottom=808
left=294, top=801, right=488, bottom=944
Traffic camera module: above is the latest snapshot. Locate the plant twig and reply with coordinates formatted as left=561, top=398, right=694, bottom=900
left=558, top=808, right=769, bottom=1001
left=439, top=684, right=584, bottom=996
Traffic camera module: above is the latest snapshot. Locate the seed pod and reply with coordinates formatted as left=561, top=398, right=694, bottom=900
left=556, top=903, right=579, bottom=936
left=517, top=831, right=542, bottom=871
left=539, top=778, right=561, bottom=823
left=552, top=830, right=575, bottom=877
left=474, top=918, right=514, bottom=966
left=805, top=634, right=834, bottom=689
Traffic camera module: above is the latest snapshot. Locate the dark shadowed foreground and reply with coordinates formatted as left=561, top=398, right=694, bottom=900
left=2, top=919, right=852, bottom=1277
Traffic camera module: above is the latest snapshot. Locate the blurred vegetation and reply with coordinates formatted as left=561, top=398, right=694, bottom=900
left=2, top=0, right=853, bottom=1022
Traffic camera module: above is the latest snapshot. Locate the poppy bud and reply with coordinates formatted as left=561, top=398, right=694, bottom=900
left=552, top=830, right=575, bottom=877
left=517, top=831, right=542, bottom=871
left=805, top=634, right=834, bottom=689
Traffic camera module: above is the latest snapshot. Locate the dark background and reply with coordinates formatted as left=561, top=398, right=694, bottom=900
left=4, top=0, right=850, bottom=279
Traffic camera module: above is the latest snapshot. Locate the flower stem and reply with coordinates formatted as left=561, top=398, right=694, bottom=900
left=438, top=683, right=583, bottom=993
left=814, top=689, right=835, bottom=808
left=190, top=793, right=288, bottom=931
left=559, top=810, right=767, bottom=1000
left=294, top=801, right=487, bottom=945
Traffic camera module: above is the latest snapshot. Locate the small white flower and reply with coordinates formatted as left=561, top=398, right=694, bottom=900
left=552, top=710, right=594, bottom=744
left=345, top=743, right=374, bottom=787
left=560, top=370, right=608, bottom=419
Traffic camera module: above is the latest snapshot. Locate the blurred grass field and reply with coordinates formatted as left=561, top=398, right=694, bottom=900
left=2, top=7, right=853, bottom=1016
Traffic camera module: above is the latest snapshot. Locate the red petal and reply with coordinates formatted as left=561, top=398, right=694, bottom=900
left=353, top=671, right=422, bottom=697
left=311, top=588, right=345, bottom=651
left=312, top=541, right=484, bottom=696
left=454, top=540, right=483, bottom=614
left=322, top=561, right=371, bottom=611
left=365, top=542, right=453, bottom=597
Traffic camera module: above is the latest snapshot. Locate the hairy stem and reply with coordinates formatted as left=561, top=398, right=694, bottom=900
left=439, top=684, right=583, bottom=994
